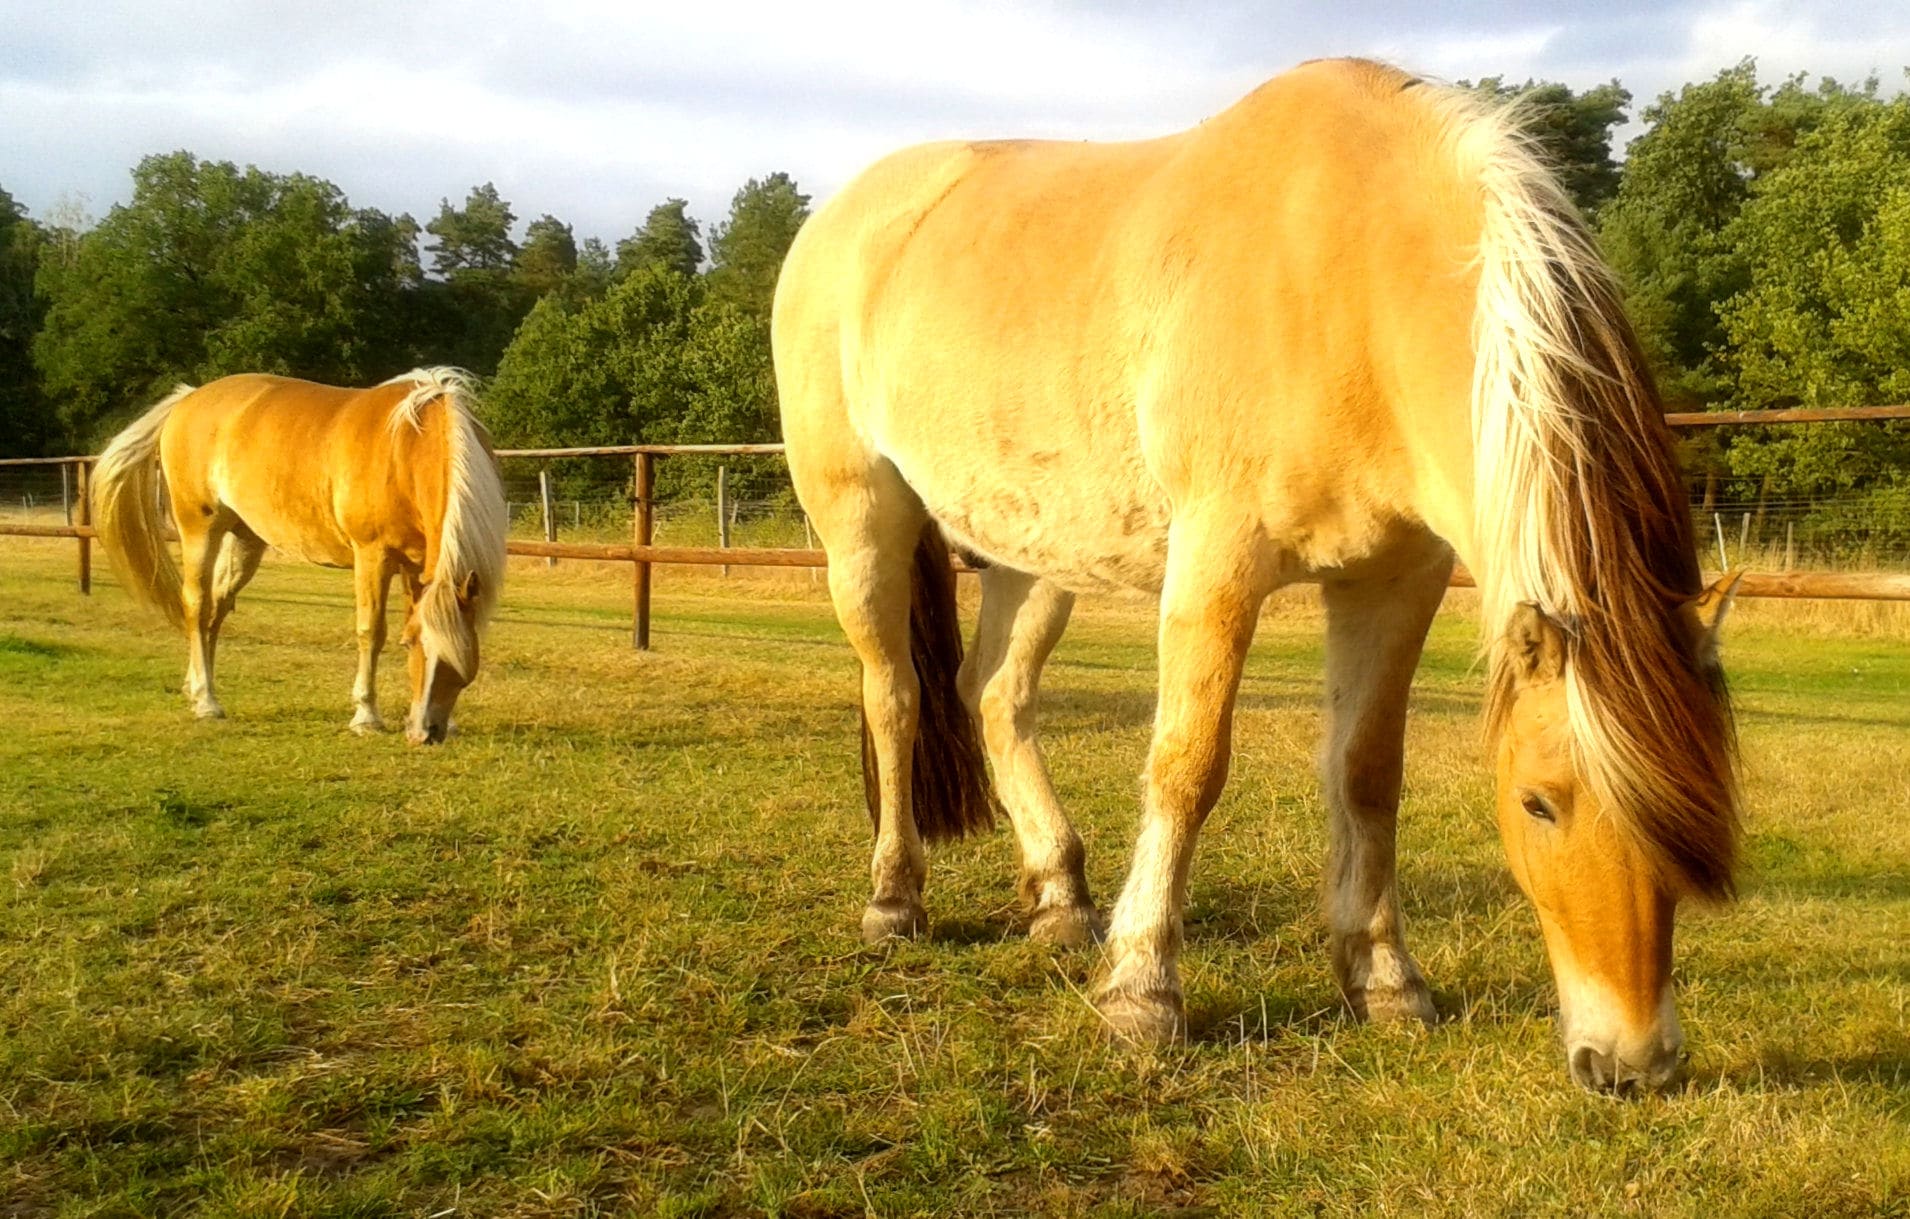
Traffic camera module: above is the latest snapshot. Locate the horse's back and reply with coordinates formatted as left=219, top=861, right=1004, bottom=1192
left=160, top=374, right=420, bottom=566
left=775, top=58, right=1488, bottom=591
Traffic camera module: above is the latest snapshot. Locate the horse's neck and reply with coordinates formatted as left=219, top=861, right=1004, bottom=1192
left=388, top=400, right=452, bottom=579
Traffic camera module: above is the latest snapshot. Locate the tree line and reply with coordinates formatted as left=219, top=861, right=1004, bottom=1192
left=0, top=61, right=1906, bottom=529
left=0, top=159, right=806, bottom=470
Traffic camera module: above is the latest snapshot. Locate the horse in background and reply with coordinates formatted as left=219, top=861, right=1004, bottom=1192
left=90, top=368, right=508, bottom=745
left=773, top=58, right=1741, bottom=1092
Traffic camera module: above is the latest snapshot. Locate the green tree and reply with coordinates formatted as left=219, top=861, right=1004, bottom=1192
left=1467, top=77, right=1632, bottom=215
left=0, top=185, right=52, bottom=455
left=34, top=152, right=422, bottom=444
left=618, top=198, right=703, bottom=279
left=515, top=214, right=578, bottom=297
left=1599, top=62, right=1876, bottom=408
left=415, top=184, right=533, bottom=377
left=1712, top=95, right=1910, bottom=498
left=488, top=265, right=781, bottom=459
left=680, top=303, right=777, bottom=444
left=425, top=182, right=517, bottom=275
left=578, top=237, right=614, bottom=281
left=486, top=268, right=702, bottom=450
left=706, top=173, right=809, bottom=317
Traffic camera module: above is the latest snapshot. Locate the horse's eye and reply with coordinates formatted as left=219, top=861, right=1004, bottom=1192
left=1521, top=791, right=1558, bottom=823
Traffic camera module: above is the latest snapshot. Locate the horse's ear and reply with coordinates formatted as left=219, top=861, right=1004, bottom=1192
left=1687, top=570, right=1743, bottom=670
left=1506, top=602, right=1565, bottom=686
left=457, top=571, right=481, bottom=606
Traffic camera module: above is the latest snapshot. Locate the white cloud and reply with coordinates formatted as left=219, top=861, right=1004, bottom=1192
left=3, top=0, right=1907, bottom=243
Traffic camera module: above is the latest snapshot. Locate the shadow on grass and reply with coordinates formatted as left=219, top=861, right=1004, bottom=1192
left=480, top=720, right=727, bottom=753
left=1723, top=1039, right=1910, bottom=1091
left=1741, top=831, right=1910, bottom=901
left=1737, top=704, right=1910, bottom=732
left=929, top=910, right=1026, bottom=947
left=1745, top=865, right=1910, bottom=902
left=0, top=632, right=78, bottom=660
left=1185, top=865, right=1522, bottom=945
left=1188, top=988, right=1350, bottom=1042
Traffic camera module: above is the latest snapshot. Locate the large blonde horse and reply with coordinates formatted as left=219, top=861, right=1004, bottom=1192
left=91, top=368, right=507, bottom=744
left=774, top=59, right=1741, bottom=1092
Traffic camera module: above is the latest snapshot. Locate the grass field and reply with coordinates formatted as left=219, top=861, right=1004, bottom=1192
left=1, top=538, right=1907, bottom=1217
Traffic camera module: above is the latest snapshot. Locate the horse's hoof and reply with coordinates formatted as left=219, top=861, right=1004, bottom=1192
left=192, top=703, right=226, bottom=721
left=349, top=716, right=385, bottom=736
left=861, top=900, right=926, bottom=943
left=1095, top=986, right=1186, bottom=1045
left=1029, top=902, right=1103, bottom=949
left=1350, top=980, right=1438, bottom=1026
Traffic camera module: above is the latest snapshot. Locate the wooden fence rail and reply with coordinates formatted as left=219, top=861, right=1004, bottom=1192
left=6, top=409, right=1910, bottom=645
left=0, top=455, right=95, bottom=594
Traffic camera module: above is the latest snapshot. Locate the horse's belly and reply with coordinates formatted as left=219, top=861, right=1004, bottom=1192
left=214, top=481, right=354, bottom=568
left=920, top=477, right=1171, bottom=595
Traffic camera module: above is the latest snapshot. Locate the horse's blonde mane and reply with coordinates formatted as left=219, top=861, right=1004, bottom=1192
left=1415, top=82, right=1740, bottom=898
left=382, top=368, right=507, bottom=671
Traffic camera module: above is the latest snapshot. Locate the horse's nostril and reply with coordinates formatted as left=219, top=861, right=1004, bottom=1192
left=1570, top=1044, right=1616, bottom=1091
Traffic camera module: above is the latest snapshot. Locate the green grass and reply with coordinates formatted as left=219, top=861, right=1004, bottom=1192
left=1, top=539, right=1907, bottom=1217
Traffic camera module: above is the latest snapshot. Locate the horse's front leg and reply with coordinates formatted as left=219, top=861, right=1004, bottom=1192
left=1096, top=527, right=1270, bottom=1043
left=1319, top=546, right=1452, bottom=1026
left=349, top=547, right=393, bottom=734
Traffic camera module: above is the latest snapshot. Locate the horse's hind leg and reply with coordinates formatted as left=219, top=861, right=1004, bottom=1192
left=1318, top=543, right=1453, bottom=1026
left=175, top=516, right=232, bottom=720
left=958, top=568, right=1098, bottom=946
left=807, top=460, right=935, bottom=941
left=205, top=528, right=265, bottom=678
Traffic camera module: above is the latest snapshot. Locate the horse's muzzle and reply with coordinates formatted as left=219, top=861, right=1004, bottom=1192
left=1566, top=1038, right=1682, bottom=1094
left=405, top=714, right=447, bottom=746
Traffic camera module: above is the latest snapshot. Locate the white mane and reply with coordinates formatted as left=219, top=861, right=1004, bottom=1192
left=383, top=367, right=508, bottom=669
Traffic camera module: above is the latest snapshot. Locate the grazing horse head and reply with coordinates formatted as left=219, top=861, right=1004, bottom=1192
left=390, top=368, right=507, bottom=746
left=1491, top=578, right=1739, bottom=1091
left=403, top=569, right=487, bottom=745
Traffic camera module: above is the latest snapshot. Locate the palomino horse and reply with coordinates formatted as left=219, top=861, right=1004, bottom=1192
left=91, top=368, right=507, bottom=744
left=774, top=59, right=1741, bottom=1092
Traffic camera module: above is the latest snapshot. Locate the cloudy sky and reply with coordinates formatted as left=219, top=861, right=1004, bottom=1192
left=3, top=1, right=1907, bottom=247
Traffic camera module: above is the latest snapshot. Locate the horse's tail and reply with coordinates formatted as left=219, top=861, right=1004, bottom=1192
left=92, top=385, right=195, bottom=630
left=860, top=525, right=997, bottom=844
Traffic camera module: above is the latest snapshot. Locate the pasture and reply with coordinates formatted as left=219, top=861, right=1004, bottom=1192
left=1, top=538, right=1907, bottom=1216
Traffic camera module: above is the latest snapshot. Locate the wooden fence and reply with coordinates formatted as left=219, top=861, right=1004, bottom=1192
left=5, top=405, right=1910, bottom=647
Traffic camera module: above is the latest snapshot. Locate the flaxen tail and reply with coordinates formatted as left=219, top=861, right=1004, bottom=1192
left=92, top=385, right=195, bottom=630
left=860, top=526, right=998, bottom=844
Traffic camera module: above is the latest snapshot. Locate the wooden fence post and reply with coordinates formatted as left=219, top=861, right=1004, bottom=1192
left=716, top=464, right=730, bottom=577
left=633, top=453, right=654, bottom=650
left=539, top=468, right=557, bottom=569
left=75, top=460, right=91, bottom=595
left=61, top=464, right=71, bottom=525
